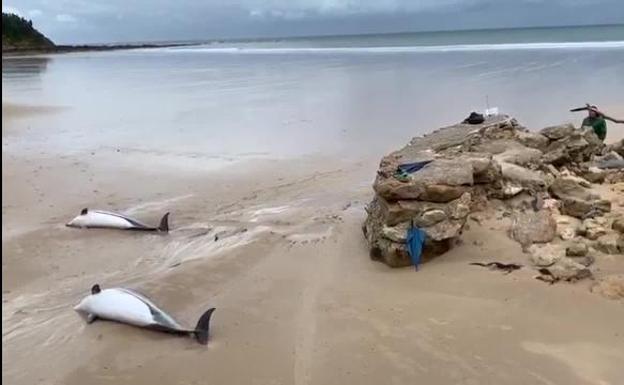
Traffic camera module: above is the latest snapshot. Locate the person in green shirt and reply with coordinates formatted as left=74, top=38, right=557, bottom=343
left=579, top=104, right=623, bottom=142
left=582, top=106, right=607, bottom=141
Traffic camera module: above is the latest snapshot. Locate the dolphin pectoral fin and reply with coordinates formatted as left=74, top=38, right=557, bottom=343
left=86, top=314, right=98, bottom=324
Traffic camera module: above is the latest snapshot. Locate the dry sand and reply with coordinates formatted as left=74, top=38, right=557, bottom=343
left=3, top=104, right=624, bottom=385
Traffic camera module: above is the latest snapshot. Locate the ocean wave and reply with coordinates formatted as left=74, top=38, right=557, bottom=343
left=161, top=40, right=624, bottom=54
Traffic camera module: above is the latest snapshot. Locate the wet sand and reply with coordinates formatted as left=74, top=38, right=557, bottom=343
left=3, top=105, right=624, bottom=385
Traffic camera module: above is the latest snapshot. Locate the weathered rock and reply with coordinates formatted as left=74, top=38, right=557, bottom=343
left=543, top=198, right=561, bottom=212
left=566, top=242, right=588, bottom=257
left=591, top=275, right=624, bottom=300
left=493, top=147, right=543, bottom=166
left=555, top=215, right=581, bottom=240
left=373, top=159, right=473, bottom=202
left=595, top=151, right=624, bottom=170
left=529, top=243, right=564, bottom=267
left=373, top=194, right=471, bottom=227
left=500, top=162, right=547, bottom=192
left=419, top=184, right=470, bottom=203
left=547, top=257, right=593, bottom=281
left=594, top=234, right=623, bottom=255
left=549, top=178, right=611, bottom=218
left=364, top=192, right=472, bottom=268
left=458, top=153, right=501, bottom=184
left=573, top=255, right=595, bottom=267
left=541, top=129, right=602, bottom=166
left=560, top=170, right=591, bottom=188
left=558, top=227, right=576, bottom=240
left=447, top=192, right=472, bottom=219
left=612, top=218, right=624, bottom=234
left=500, top=181, right=524, bottom=198
left=368, top=237, right=411, bottom=268
left=581, top=167, right=607, bottom=184
left=511, top=210, right=557, bottom=247
left=419, top=209, right=447, bottom=227
left=368, top=236, right=453, bottom=268
left=541, top=143, right=570, bottom=166
left=505, top=192, right=537, bottom=211
left=605, top=139, right=624, bottom=158
left=373, top=175, right=423, bottom=201
left=583, top=218, right=608, bottom=240
left=424, top=219, right=465, bottom=241
left=543, top=164, right=561, bottom=178
left=380, top=222, right=410, bottom=243
left=605, top=170, right=624, bottom=184
left=515, top=131, right=549, bottom=151
left=540, top=123, right=575, bottom=140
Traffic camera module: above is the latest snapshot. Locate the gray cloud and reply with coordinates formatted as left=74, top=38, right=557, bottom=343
left=3, top=0, right=623, bottom=44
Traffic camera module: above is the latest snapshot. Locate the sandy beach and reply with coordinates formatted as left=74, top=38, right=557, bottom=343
left=3, top=99, right=624, bottom=385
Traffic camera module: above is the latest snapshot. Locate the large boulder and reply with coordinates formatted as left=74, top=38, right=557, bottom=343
left=499, top=162, right=548, bottom=196
left=582, top=218, right=608, bottom=240
left=540, top=123, right=575, bottom=140
left=511, top=210, right=557, bottom=248
left=547, top=257, right=593, bottom=281
left=580, top=167, right=607, bottom=183
left=549, top=178, right=611, bottom=218
left=515, top=131, right=549, bottom=151
left=494, top=147, right=543, bottom=166
left=594, top=234, right=623, bottom=255
left=566, top=242, right=588, bottom=257
left=529, top=243, right=564, bottom=267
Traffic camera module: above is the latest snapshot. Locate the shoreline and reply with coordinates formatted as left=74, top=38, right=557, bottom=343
left=1, top=42, right=192, bottom=56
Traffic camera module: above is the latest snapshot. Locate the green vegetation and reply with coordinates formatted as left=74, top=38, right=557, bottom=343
left=2, top=12, right=54, bottom=50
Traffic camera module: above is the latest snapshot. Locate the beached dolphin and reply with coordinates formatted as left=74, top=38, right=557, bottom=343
left=66, top=208, right=169, bottom=232
left=74, top=284, right=215, bottom=345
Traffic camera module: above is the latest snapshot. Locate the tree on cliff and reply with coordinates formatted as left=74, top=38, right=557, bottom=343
left=2, top=12, right=55, bottom=49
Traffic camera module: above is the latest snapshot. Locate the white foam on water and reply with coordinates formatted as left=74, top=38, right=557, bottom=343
left=158, top=40, right=624, bottom=55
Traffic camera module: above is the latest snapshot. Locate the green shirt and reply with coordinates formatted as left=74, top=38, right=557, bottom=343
left=582, top=116, right=607, bottom=141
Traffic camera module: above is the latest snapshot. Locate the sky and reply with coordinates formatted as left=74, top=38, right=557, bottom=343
left=3, top=0, right=624, bottom=44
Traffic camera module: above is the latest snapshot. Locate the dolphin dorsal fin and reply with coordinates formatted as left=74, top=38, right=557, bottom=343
left=81, top=208, right=89, bottom=215
left=91, top=284, right=101, bottom=294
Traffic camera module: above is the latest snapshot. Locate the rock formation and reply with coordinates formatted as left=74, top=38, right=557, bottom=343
left=364, top=114, right=621, bottom=274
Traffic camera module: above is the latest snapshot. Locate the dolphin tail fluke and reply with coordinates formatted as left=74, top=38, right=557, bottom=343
left=158, top=212, right=170, bottom=232
left=193, top=308, right=216, bottom=345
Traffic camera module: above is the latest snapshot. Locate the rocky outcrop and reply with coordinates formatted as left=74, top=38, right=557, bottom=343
left=364, top=116, right=520, bottom=267
left=364, top=114, right=614, bottom=269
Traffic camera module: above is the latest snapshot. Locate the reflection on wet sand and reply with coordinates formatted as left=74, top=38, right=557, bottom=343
left=2, top=55, right=51, bottom=78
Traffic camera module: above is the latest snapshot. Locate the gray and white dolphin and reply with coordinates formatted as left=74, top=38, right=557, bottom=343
left=74, top=284, right=215, bottom=345
left=66, top=208, right=169, bottom=232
